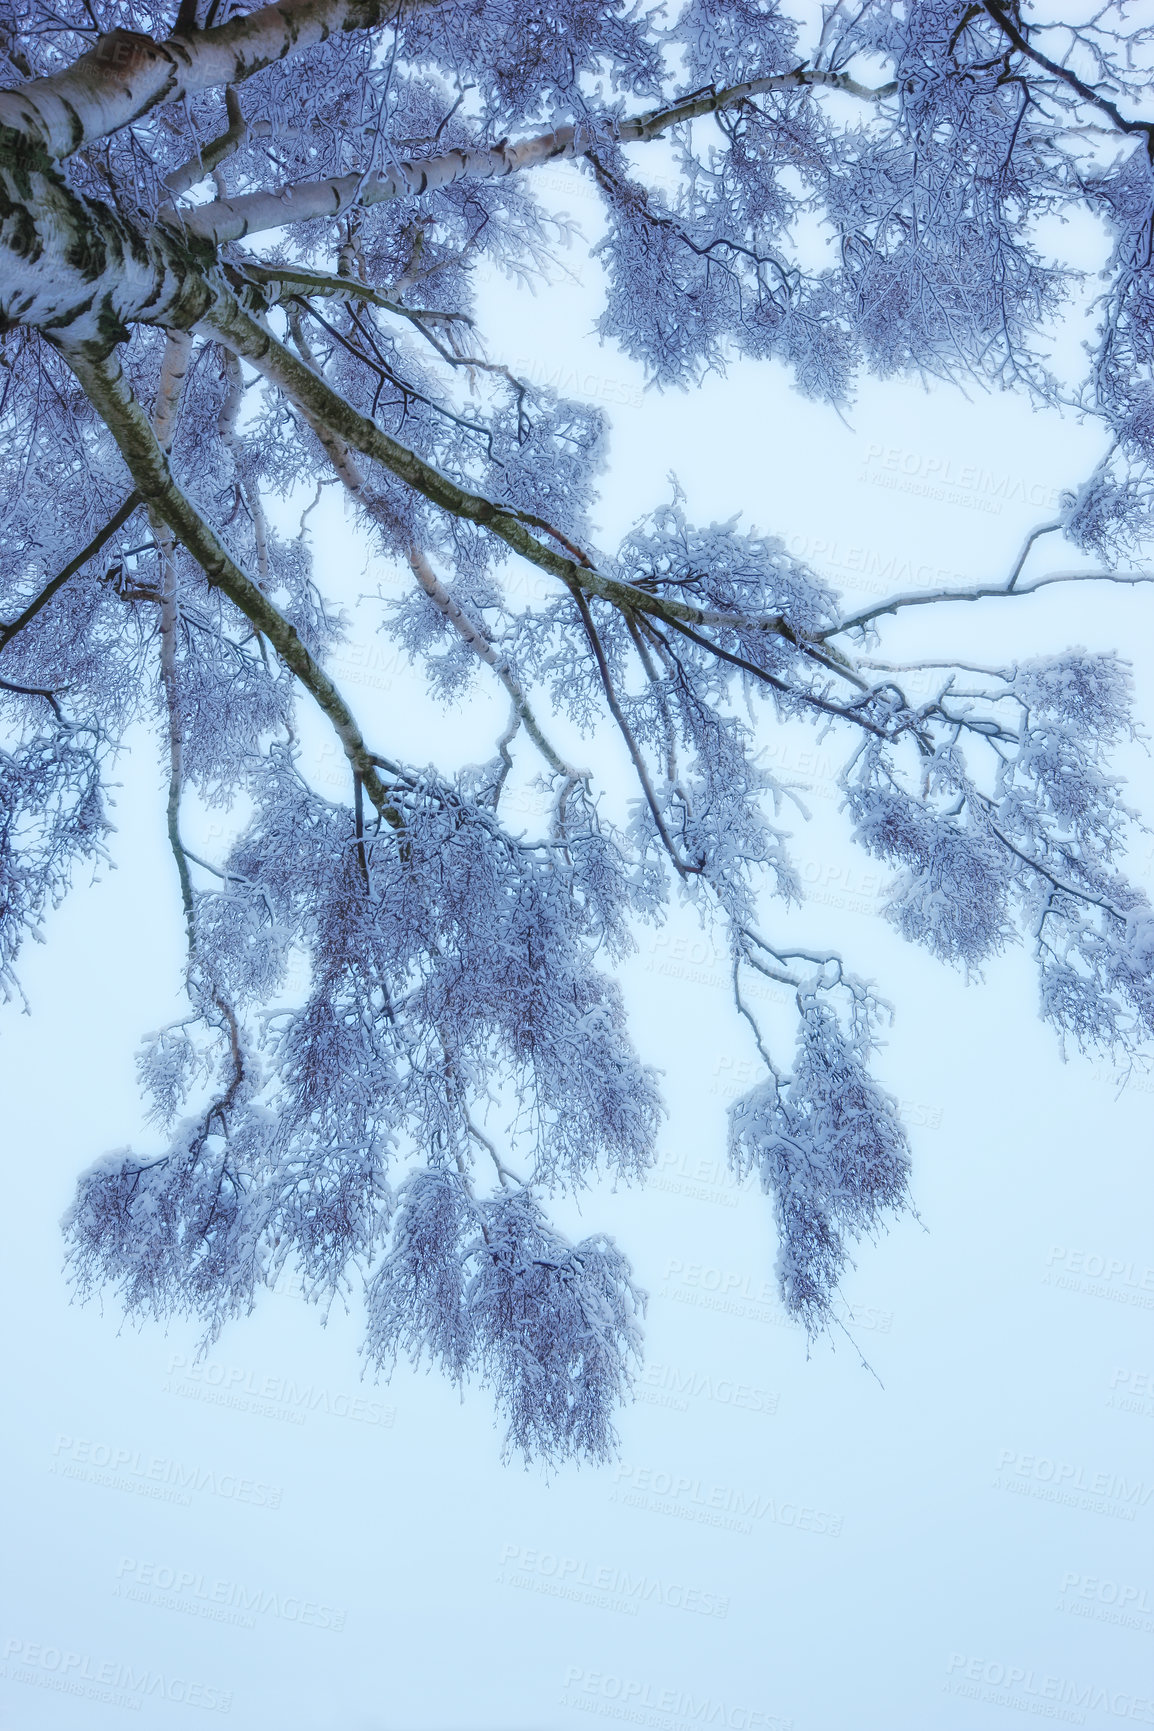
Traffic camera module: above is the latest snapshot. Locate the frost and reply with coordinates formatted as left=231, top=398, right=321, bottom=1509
left=0, top=0, right=1149, bottom=1461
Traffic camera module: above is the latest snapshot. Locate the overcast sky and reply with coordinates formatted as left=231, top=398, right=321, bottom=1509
left=2, top=153, right=1153, bottom=1731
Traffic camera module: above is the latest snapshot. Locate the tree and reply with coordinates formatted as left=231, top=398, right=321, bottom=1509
left=2, top=0, right=1153, bottom=1466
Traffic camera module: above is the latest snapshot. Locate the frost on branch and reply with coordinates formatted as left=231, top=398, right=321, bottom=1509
left=677, top=0, right=797, bottom=86
left=4, top=0, right=1154, bottom=1464
left=366, top=1176, right=645, bottom=1465
left=729, top=1001, right=910, bottom=1336
left=845, top=745, right=1013, bottom=969
left=827, top=0, right=1067, bottom=387
left=0, top=727, right=108, bottom=1001
left=64, top=1122, right=266, bottom=1339
left=842, top=656, right=1154, bottom=1055
left=467, top=1195, right=645, bottom=1466
left=63, top=753, right=659, bottom=1455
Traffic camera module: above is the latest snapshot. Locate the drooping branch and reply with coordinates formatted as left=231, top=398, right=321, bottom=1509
left=60, top=343, right=400, bottom=824
left=973, top=793, right=1134, bottom=923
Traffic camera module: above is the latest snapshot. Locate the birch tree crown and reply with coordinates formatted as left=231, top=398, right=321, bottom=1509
left=2, top=0, right=1152, bottom=1462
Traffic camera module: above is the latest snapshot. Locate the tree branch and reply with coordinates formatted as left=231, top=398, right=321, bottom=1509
left=980, top=1, right=1154, bottom=148
left=567, top=581, right=699, bottom=875
left=170, top=69, right=899, bottom=245
left=282, top=311, right=579, bottom=782
left=199, top=289, right=803, bottom=650
left=239, top=263, right=473, bottom=329
left=152, top=328, right=193, bottom=455
left=406, top=546, right=577, bottom=780
left=216, top=346, right=271, bottom=587
left=152, top=328, right=195, bottom=932
left=159, top=532, right=194, bottom=932
left=257, top=268, right=534, bottom=403
left=824, top=567, right=1154, bottom=639
left=162, top=84, right=246, bottom=197
left=60, top=343, right=401, bottom=825
left=0, top=0, right=449, bottom=159
left=0, top=490, right=142, bottom=651
left=0, top=673, right=65, bottom=715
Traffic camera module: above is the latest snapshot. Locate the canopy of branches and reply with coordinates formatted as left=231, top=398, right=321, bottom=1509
left=1, top=0, right=1152, bottom=1461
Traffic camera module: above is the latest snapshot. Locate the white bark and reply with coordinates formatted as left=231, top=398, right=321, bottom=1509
left=0, top=0, right=446, bottom=159
left=171, top=69, right=896, bottom=245
left=0, top=154, right=213, bottom=353
left=152, top=329, right=193, bottom=455
left=173, top=125, right=594, bottom=245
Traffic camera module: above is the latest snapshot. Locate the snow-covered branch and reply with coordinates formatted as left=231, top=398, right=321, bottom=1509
left=2, top=0, right=1150, bottom=1462
left=0, top=0, right=448, bottom=159
left=63, top=344, right=400, bottom=822
left=172, top=68, right=898, bottom=246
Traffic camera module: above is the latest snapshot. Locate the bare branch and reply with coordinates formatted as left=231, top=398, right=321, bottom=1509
left=825, top=566, right=1154, bottom=639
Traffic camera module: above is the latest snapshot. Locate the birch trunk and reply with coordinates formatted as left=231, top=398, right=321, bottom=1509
left=0, top=0, right=446, bottom=159
left=172, top=70, right=894, bottom=246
